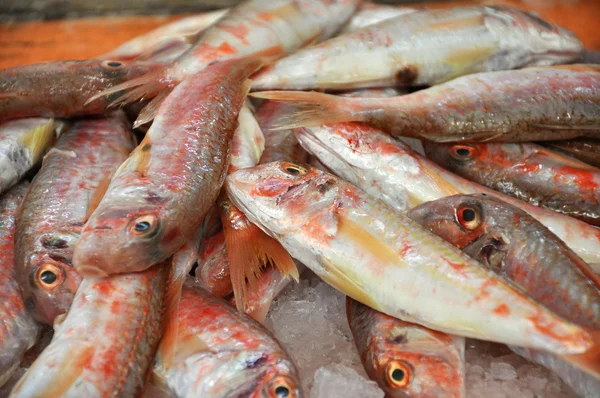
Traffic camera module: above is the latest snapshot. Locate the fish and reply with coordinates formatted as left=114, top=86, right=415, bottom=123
left=341, top=3, right=416, bottom=33
left=196, top=231, right=233, bottom=298
left=15, top=113, right=136, bottom=325
left=347, top=297, right=465, bottom=398
left=10, top=262, right=170, bottom=398
left=544, top=138, right=600, bottom=168
left=74, top=58, right=261, bottom=278
left=0, top=183, right=40, bottom=388
left=99, top=9, right=230, bottom=60
left=225, top=161, right=591, bottom=354
left=0, top=59, right=161, bottom=122
left=0, top=118, right=60, bottom=196
left=292, top=122, right=600, bottom=264
left=151, top=282, right=302, bottom=397
left=253, top=65, right=600, bottom=143
left=228, top=101, right=265, bottom=173
left=423, top=141, right=600, bottom=226
left=407, top=194, right=600, bottom=389
left=250, top=6, right=582, bottom=91
left=87, top=0, right=361, bottom=125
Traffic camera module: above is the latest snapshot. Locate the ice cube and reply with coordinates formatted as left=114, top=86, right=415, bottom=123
left=489, top=362, right=517, bottom=381
left=310, top=364, right=384, bottom=398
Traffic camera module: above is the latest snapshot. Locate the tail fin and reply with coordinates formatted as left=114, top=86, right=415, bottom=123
left=85, top=67, right=174, bottom=110
left=132, top=91, right=169, bottom=129
left=157, top=233, right=201, bottom=370
left=250, top=91, right=365, bottom=130
left=220, top=198, right=298, bottom=313
left=18, top=118, right=56, bottom=162
left=562, top=330, right=600, bottom=379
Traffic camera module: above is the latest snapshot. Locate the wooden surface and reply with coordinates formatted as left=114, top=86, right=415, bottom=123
left=0, top=0, right=599, bottom=70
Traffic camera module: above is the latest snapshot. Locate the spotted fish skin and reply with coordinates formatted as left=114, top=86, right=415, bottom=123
left=225, top=161, right=591, bottom=354
left=10, top=262, right=169, bottom=398
left=0, top=183, right=39, bottom=388
left=251, top=6, right=582, bottom=90
left=152, top=283, right=302, bottom=398
left=347, top=298, right=465, bottom=398
left=15, top=113, right=136, bottom=325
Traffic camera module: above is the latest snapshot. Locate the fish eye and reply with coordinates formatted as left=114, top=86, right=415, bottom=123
left=266, top=376, right=296, bottom=398
left=449, top=144, right=478, bottom=161
left=101, top=60, right=126, bottom=70
left=35, top=264, right=64, bottom=291
left=456, top=204, right=482, bottom=230
left=129, top=215, right=159, bottom=236
left=385, top=360, right=412, bottom=388
left=280, top=162, right=308, bottom=177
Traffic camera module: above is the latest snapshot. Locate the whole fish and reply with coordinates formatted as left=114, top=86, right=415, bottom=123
left=251, top=6, right=582, bottom=91
left=15, top=113, right=136, bottom=324
left=293, top=122, right=600, bottom=264
left=225, top=161, right=591, bottom=354
left=341, top=3, right=416, bottom=33
left=347, top=298, right=465, bottom=398
left=88, top=0, right=361, bottom=127
left=424, top=141, right=600, bottom=226
left=74, top=59, right=261, bottom=278
left=0, top=183, right=39, bottom=388
left=197, top=231, right=233, bottom=298
left=152, top=283, right=302, bottom=398
left=545, top=139, right=600, bottom=168
left=99, top=9, right=230, bottom=60
left=254, top=65, right=600, bottom=142
left=0, top=59, right=160, bottom=122
left=0, top=118, right=58, bottom=196
left=407, top=194, right=600, bottom=390
left=10, top=262, right=169, bottom=398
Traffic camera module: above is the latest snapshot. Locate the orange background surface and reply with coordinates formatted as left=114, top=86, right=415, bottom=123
left=0, top=0, right=599, bottom=70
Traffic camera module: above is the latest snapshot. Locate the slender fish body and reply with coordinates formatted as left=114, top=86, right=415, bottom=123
left=15, top=113, right=136, bottom=325
left=10, top=262, right=170, bottom=398
left=545, top=139, right=600, bottom=168
left=254, top=65, right=600, bottom=142
left=74, top=59, right=261, bottom=277
left=0, top=183, right=39, bottom=388
left=0, top=118, right=58, bottom=196
left=407, top=194, right=600, bottom=393
left=0, top=59, right=160, bottom=122
left=424, top=141, right=600, bottom=226
left=347, top=298, right=465, bottom=398
left=341, top=3, right=416, bottom=33
left=152, top=283, right=302, bottom=398
left=225, top=162, right=591, bottom=354
left=293, top=122, right=600, bottom=263
left=251, top=6, right=582, bottom=90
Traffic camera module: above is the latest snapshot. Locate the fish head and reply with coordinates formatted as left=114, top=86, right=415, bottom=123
left=368, top=322, right=464, bottom=398
left=22, top=233, right=83, bottom=325
left=423, top=142, right=485, bottom=174
left=488, top=6, right=583, bottom=64
left=225, top=161, right=340, bottom=237
left=73, top=191, right=172, bottom=277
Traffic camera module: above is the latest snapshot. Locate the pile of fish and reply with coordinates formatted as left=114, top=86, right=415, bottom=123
left=1, top=1, right=600, bottom=397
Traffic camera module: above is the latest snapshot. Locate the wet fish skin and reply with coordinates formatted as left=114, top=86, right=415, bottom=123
left=251, top=6, right=582, bottom=90
left=544, top=138, right=600, bottom=168
left=15, top=113, right=136, bottom=325
left=152, top=283, right=302, bottom=398
left=10, top=262, right=170, bottom=398
left=0, top=59, right=160, bottom=122
left=197, top=231, right=233, bottom=298
left=407, top=193, right=600, bottom=330
left=254, top=65, right=600, bottom=143
left=341, top=3, right=416, bottom=33
left=0, top=118, right=59, bottom=196
left=347, top=298, right=465, bottom=398
left=74, top=58, right=260, bottom=277
left=424, top=141, right=600, bottom=226
left=0, top=183, right=40, bottom=388
left=225, top=161, right=591, bottom=354
left=293, top=122, right=600, bottom=263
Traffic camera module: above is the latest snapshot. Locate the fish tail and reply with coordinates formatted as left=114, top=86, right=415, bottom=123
left=17, top=118, right=57, bottom=162
left=249, top=91, right=366, bottom=130
left=221, top=199, right=297, bottom=313
left=85, top=67, right=175, bottom=110
left=562, top=330, right=600, bottom=379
